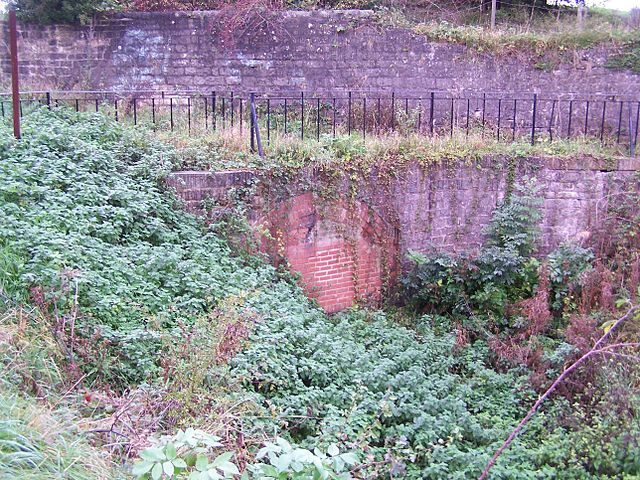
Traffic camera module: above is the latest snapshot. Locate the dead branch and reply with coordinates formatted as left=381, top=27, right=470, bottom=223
left=478, top=304, right=640, bottom=480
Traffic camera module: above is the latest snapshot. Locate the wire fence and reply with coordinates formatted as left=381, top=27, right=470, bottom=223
left=1, top=90, right=639, bottom=156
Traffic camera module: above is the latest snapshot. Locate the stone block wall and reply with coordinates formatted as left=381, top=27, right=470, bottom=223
left=1, top=10, right=639, bottom=98
left=166, top=156, right=640, bottom=312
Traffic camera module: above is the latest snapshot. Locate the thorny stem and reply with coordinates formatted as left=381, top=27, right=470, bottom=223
left=478, top=305, right=639, bottom=480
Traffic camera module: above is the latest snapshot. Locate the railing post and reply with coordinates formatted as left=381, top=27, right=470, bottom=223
left=429, top=91, right=434, bottom=135
left=531, top=93, right=537, bottom=145
left=9, top=10, right=21, bottom=139
left=46, top=92, right=51, bottom=110
left=250, top=93, right=264, bottom=158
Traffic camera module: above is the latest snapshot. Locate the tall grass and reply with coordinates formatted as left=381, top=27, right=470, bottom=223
left=0, top=302, right=121, bottom=479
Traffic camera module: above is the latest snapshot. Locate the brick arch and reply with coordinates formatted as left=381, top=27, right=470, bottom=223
left=261, top=192, right=399, bottom=313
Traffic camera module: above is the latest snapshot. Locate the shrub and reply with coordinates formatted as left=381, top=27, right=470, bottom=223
left=402, top=178, right=542, bottom=325
left=12, top=0, right=122, bottom=24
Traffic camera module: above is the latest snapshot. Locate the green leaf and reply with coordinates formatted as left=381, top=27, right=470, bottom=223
left=165, top=443, right=177, bottom=460
left=196, top=454, right=209, bottom=472
left=151, top=462, right=163, bottom=480
left=327, top=444, right=339, bottom=457
left=212, top=452, right=234, bottom=466
left=132, top=461, right=155, bottom=477
left=340, top=452, right=358, bottom=466
left=172, top=458, right=188, bottom=469
left=141, top=447, right=166, bottom=462
left=217, top=461, right=240, bottom=475
left=163, top=461, right=175, bottom=477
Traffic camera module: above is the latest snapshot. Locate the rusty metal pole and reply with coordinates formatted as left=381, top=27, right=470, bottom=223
left=9, top=10, right=21, bottom=139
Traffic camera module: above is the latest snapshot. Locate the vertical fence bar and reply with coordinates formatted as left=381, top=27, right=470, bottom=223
left=497, top=99, right=502, bottom=141
left=212, top=91, right=217, bottom=131
left=617, top=100, right=623, bottom=144
left=152, top=98, right=156, bottom=125
left=267, top=98, right=271, bottom=145
left=600, top=100, right=607, bottom=143
left=46, top=92, right=51, bottom=110
left=417, top=97, right=422, bottom=132
left=133, top=98, right=137, bottom=126
left=391, top=92, right=396, bottom=131
left=301, top=91, right=304, bottom=140
left=348, top=91, right=352, bottom=136
left=332, top=97, right=336, bottom=138
left=584, top=100, right=590, bottom=135
left=512, top=99, right=517, bottom=141
left=317, top=97, right=321, bottom=142
left=481, top=93, right=486, bottom=137
left=629, top=102, right=640, bottom=156
left=377, top=97, right=381, bottom=134
left=230, top=91, right=234, bottom=129
left=531, top=94, right=537, bottom=145
left=405, top=97, right=409, bottom=116
left=95, top=98, right=99, bottom=113
left=548, top=99, right=556, bottom=141
left=429, top=92, right=434, bottom=135
left=222, top=96, right=226, bottom=129
left=75, top=98, right=79, bottom=112
left=250, top=96, right=255, bottom=152
left=568, top=100, right=573, bottom=138
left=449, top=97, right=454, bottom=138
left=628, top=103, right=634, bottom=156
left=239, top=98, right=243, bottom=133
left=1, top=102, right=4, bottom=117
left=284, top=98, right=288, bottom=135
left=250, top=93, right=264, bottom=158
left=9, top=10, right=21, bottom=139
left=204, top=96, right=208, bottom=131
left=466, top=98, right=470, bottom=137
left=115, top=98, right=119, bottom=122
left=363, top=97, right=367, bottom=140
left=188, top=96, right=192, bottom=135
left=170, top=98, right=175, bottom=131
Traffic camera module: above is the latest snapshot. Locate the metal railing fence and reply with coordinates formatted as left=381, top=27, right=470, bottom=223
left=1, top=90, right=639, bottom=156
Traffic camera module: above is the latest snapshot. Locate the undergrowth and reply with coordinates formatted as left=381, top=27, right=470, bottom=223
left=169, top=128, right=625, bottom=175
left=0, top=108, right=638, bottom=479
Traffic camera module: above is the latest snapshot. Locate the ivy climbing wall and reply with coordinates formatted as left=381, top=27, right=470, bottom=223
left=167, top=156, right=639, bottom=312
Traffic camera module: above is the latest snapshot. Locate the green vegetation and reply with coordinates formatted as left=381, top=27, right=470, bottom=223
left=171, top=130, right=625, bottom=175
left=0, top=108, right=639, bottom=479
left=11, top=0, right=122, bottom=24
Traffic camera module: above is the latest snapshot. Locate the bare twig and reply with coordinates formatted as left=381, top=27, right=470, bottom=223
left=478, top=305, right=639, bottom=480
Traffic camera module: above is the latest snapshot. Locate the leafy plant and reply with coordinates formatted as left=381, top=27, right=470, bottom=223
left=547, top=243, right=594, bottom=312
left=248, top=437, right=357, bottom=479
left=402, top=178, right=543, bottom=323
left=133, top=428, right=240, bottom=480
